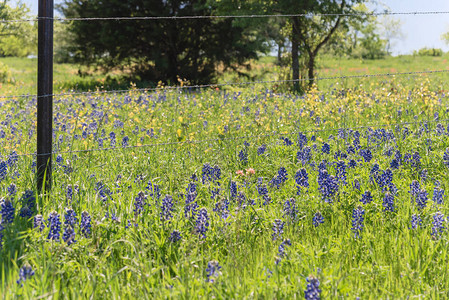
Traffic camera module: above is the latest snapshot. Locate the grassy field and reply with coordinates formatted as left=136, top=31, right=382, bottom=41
left=1, top=55, right=449, bottom=298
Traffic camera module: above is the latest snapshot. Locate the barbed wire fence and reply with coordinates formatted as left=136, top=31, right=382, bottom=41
left=1, top=6, right=449, bottom=189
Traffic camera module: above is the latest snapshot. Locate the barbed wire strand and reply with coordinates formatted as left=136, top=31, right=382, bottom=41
left=2, top=11, right=449, bottom=23
left=15, top=117, right=449, bottom=158
left=1, top=69, right=448, bottom=100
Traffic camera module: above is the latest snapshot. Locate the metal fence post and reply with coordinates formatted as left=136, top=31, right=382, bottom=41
left=37, top=0, right=53, bottom=191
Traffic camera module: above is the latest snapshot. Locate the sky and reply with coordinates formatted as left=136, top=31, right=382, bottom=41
left=19, top=0, right=449, bottom=55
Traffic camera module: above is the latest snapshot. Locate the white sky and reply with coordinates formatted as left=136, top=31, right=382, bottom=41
left=19, top=0, right=449, bottom=55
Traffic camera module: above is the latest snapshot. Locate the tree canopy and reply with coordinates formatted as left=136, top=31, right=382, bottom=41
left=59, top=0, right=269, bottom=84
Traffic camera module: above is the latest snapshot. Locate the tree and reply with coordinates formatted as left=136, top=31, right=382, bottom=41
left=59, top=0, right=269, bottom=85
left=0, top=1, right=34, bottom=57
left=379, top=15, right=404, bottom=55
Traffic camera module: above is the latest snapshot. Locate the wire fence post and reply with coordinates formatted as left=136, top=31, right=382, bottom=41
left=37, top=0, right=53, bottom=191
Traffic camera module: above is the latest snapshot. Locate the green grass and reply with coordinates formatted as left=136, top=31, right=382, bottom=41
left=1, top=55, right=449, bottom=298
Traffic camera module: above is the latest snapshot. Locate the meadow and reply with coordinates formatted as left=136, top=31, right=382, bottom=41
left=1, top=55, right=449, bottom=298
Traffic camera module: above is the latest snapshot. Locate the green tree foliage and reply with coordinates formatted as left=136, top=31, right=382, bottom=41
left=0, top=1, right=34, bottom=57
left=59, top=0, right=269, bottom=84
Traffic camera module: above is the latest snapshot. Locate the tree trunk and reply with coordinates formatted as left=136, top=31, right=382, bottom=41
left=307, top=53, right=315, bottom=88
left=277, top=43, right=282, bottom=65
left=291, top=18, right=300, bottom=92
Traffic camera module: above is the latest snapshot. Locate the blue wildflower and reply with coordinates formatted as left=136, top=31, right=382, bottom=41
left=7, top=151, right=18, bottom=167
left=270, top=167, right=288, bottom=189
left=213, top=199, right=230, bottom=220
left=62, top=226, right=76, bottom=245
left=412, top=151, right=421, bottom=169
left=409, top=180, right=420, bottom=199
left=348, top=159, right=357, bottom=168
left=317, top=169, right=339, bottom=203
left=444, top=148, right=449, bottom=168
left=313, top=212, right=324, bottom=227
left=353, top=179, right=361, bottom=190
left=47, top=212, right=61, bottom=241
left=431, top=212, right=445, bottom=239
left=416, top=189, right=428, bottom=210
left=80, top=211, right=91, bottom=238
left=382, top=192, right=394, bottom=212
left=146, top=180, right=161, bottom=200
left=7, top=183, right=16, bottom=196
left=230, top=181, right=238, bottom=200
left=238, top=149, right=248, bottom=164
left=360, top=191, right=373, bottom=205
left=283, top=198, right=298, bottom=220
left=272, top=219, right=285, bottom=241
left=33, top=214, right=45, bottom=231
left=0, top=198, right=14, bottom=224
left=336, top=160, right=347, bottom=184
left=297, top=147, right=312, bottom=165
left=122, top=136, right=129, bottom=147
left=184, top=182, right=198, bottom=219
left=133, top=191, right=147, bottom=216
left=195, top=208, right=209, bottom=239
left=295, top=168, right=309, bottom=195
left=281, top=137, right=293, bottom=146
left=410, top=214, right=422, bottom=229
left=64, top=208, right=77, bottom=228
left=304, top=276, right=321, bottom=300
left=275, top=239, right=291, bottom=265
left=360, top=149, right=372, bottom=162
left=297, top=132, right=308, bottom=149
left=169, top=230, right=182, bottom=242
left=0, top=161, right=7, bottom=181
left=205, top=260, right=222, bottom=283
left=433, top=187, right=444, bottom=205
left=16, top=264, right=34, bottom=286
left=321, top=143, right=330, bottom=154
left=160, top=195, right=174, bottom=222
left=257, top=144, right=267, bottom=155
left=351, top=206, right=365, bottom=238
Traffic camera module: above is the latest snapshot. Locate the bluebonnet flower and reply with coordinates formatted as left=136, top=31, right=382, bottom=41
left=7, top=151, right=18, bottom=167
left=431, top=212, right=445, bottom=239
left=304, top=276, right=321, bottom=300
left=351, top=206, right=365, bottom=238
left=336, top=160, right=347, bottom=185
left=205, top=260, right=222, bottom=283
left=7, top=183, right=16, bottom=196
left=33, top=215, right=45, bottom=231
left=55, top=155, right=63, bottom=165
left=410, top=214, right=422, bottom=229
left=390, top=158, right=400, bottom=169
left=444, top=148, right=449, bottom=168
left=283, top=198, right=298, bottom=220
left=281, top=137, right=293, bottom=146
left=295, top=168, right=309, bottom=195
left=380, top=169, right=393, bottom=189
left=415, top=189, right=428, bottom=210
left=0, top=198, right=14, bottom=224
left=184, top=182, right=198, bottom=219
left=347, top=145, right=356, bottom=154
left=382, top=192, right=394, bottom=212
left=433, top=187, right=444, bottom=205
left=317, top=169, right=339, bottom=203
left=369, top=164, right=381, bottom=185
left=297, top=132, right=308, bottom=149
left=80, top=211, right=92, bottom=238
left=348, top=159, right=357, bottom=168
left=297, top=147, right=312, bottom=165
left=202, top=163, right=214, bottom=184
left=412, top=151, right=421, bottom=169
left=360, top=149, right=372, bottom=162
left=66, top=185, right=79, bottom=204
left=16, top=264, right=34, bottom=286
left=160, top=195, right=174, bottom=222
left=313, top=212, right=324, bottom=227
left=272, top=219, right=285, bottom=241
left=64, top=209, right=77, bottom=228
left=122, top=136, right=129, bottom=147
left=63, top=226, right=76, bottom=245
left=409, top=180, right=420, bottom=199
left=270, top=167, right=288, bottom=189
left=213, top=199, right=230, bottom=220
left=95, top=182, right=112, bottom=203
left=47, top=212, right=61, bottom=241
left=133, top=191, right=147, bottom=216
left=275, top=239, right=291, bottom=265
left=321, top=143, right=330, bottom=154
left=360, top=191, right=373, bottom=204
left=238, top=149, right=248, bottom=164
left=420, top=169, right=428, bottom=181
left=169, top=230, right=182, bottom=242
left=195, top=208, right=209, bottom=239
left=0, top=161, right=7, bottom=181
left=230, top=181, right=238, bottom=200
left=146, top=180, right=161, bottom=200
left=109, top=131, right=116, bottom=147
left=257, top=144, right=267, bottom=155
